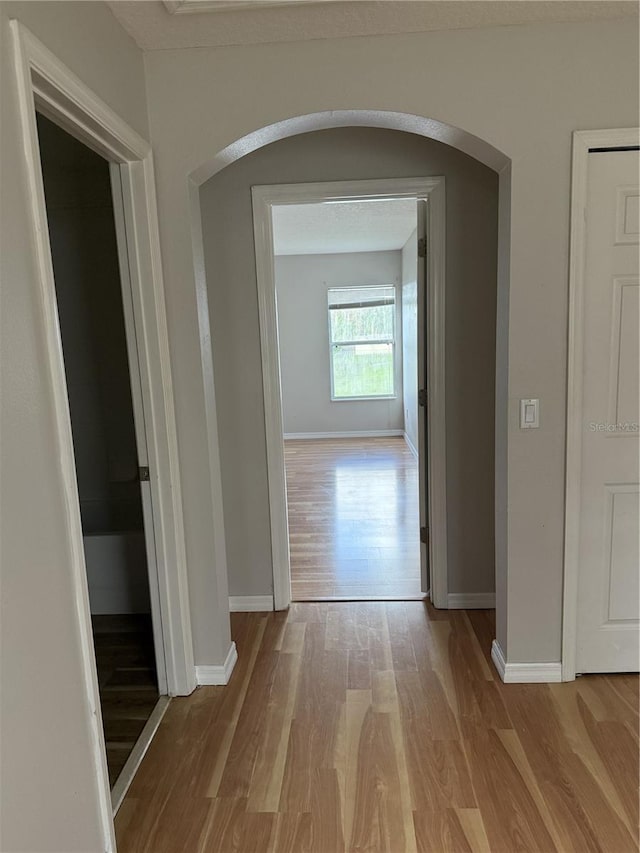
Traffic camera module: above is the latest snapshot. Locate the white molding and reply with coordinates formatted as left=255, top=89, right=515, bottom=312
left=196, top=642, right=238, bottom=685
left=229, top=595, right=275, bottom=611
left=491, top=640, right=562, bottom=684
left=448, top=592, right=495, bottom=609
left=562, top=127, right=640, bottom=683
left=403, top=432, right=419, bottom=459
left=284, top=430, right=403, bottom=440
left=252, top=176, right=448, bottom=613
left=111, top=697, right=170, bottom=815
left=164, top=0, right=322, bottom=12
left=9, top=22, right=197, bottom=851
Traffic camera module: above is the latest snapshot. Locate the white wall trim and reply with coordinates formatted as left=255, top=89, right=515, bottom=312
left=562, top=127, right=640, bottom=683
left=9, top=21, right=196, bottom=850
left=111, top=697, right=170, bottom=815
left=491, top=640, right=562, bottom=684
left=448, top=592, right=495, bottom=609
left=229, top=595, right=275, bottom=611
left=252, top=176, right=448, bottom=612
left=284, top=429, right=403, bottom=440
left=403, top=432, right=419, bottom=459
left=196, top=642, right=239, bottom=685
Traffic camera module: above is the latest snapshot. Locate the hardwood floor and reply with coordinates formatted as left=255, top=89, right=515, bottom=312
left=115, top=603, right=639, bottom=852
left=285, top=438, right=422, bottom=600
left=92, top=614, right=159, bottom=786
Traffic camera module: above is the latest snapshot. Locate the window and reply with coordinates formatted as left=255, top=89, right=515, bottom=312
left=328, top=285, right=396, bottom=400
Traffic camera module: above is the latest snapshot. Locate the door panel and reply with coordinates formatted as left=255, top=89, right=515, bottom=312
left=576, top=150, right=639, bottom=673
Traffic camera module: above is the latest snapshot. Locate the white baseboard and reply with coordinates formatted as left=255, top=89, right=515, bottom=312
left=229, top=595, right=274, bottom=612
left=491, top=640, right=562, bottom=683
left=195, top=641, right=238, bottom=686
left=403, top=432, right=419, bottom=459
left=448, top=592, right=496, bottom=609
left=283, top=430, right=404, bottom=440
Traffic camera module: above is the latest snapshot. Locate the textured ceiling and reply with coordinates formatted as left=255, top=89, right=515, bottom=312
left=272, top=199, right=417, bottom=256
left=108, top=1, right=638, bottom=51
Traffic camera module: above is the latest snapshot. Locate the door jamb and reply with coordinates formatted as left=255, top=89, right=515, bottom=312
left=561, top=127, right=640, bottom=682
left=251, top=176, right=448, bottom=611
left=10, top=20, right=196, bottom=847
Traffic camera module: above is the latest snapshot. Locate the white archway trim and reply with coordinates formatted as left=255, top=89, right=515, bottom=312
left=251, top=177, right=448, bottom=611
left=190, top=110, right=508, bottom=185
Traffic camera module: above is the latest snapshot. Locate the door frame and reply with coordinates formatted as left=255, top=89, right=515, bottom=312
left=10, top=20, right=196, bottom=844
left=251, top=176, right=448, bottom=610
left=561, top=127, right=640, bottom=682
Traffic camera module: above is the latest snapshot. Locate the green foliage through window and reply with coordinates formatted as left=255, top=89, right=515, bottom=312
left=328, top=286, right=396, bottom=399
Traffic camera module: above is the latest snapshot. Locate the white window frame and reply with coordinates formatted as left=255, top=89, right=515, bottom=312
left=328, top=284, right=397, bottom=402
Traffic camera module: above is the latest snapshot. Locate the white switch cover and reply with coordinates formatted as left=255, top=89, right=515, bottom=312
left=520, top=398, right=539, bottom=429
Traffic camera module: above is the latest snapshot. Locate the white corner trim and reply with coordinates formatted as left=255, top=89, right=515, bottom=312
left=491, top=640, right=562, bottom=684
left=229, top=595, right=275, bottom=612
left=284, top=430, right=403, bottom=440
left=403, top=432, right=418, bottom=459
left=448, top=592, right=496, bottom=609
left=195, top=641, right=238, bottom=686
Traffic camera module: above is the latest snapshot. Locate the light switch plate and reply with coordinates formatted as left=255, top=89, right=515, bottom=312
left=520, top=398, right=539, bottom=429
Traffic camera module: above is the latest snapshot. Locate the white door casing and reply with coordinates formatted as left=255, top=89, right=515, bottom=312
left=110, top=165, right=168, bottom=696
left=11, top=20, right=197, bottom=848
left=564, top=131, right=640, bottom=679
left=251, top=177, right=447, bottom=610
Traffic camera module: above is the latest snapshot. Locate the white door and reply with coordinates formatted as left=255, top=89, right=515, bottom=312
left=576, top=149, right=639, bottom=673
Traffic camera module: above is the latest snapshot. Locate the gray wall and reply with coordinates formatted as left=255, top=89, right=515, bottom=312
left=200, top=127, right=498, bottom=598
left=0, top=3, right=148, bottom=850
left=401, top=229, right=419, bottom=453
left=276, top=250, right=403, bottom=435
left=146, top=15, right=638, bottom=664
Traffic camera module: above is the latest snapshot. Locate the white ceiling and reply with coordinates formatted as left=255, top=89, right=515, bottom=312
left=108, top=1, right=637, bottom=51
left=272, top=199, right=417, bottom=256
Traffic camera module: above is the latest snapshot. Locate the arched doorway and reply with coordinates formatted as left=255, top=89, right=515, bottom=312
left=186, top=112, right=511, bottom=647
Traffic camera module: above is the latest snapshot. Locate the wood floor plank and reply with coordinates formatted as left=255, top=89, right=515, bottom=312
left=413, top=807, right=473, bottom=853
left=349, top=707, right=407, bottom=852
left=269, top=813, right=313, bottom=853
left=464, top=729, right=558, bottom=852
left=310, top=768, right=345, bottom=853
left=116, top=605, right=639, bottom=853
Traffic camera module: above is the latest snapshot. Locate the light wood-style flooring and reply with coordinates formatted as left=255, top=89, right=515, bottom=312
left=115, top=603, right=639, bottom=852
left=285, top=438, right=422, bottom=600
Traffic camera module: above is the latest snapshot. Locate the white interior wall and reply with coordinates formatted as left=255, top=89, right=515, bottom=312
left=276, top=250, right=403, bottom=436
left=401, top=229, right=419, bottom=455
left=0, top=4, right=151, bottom=850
